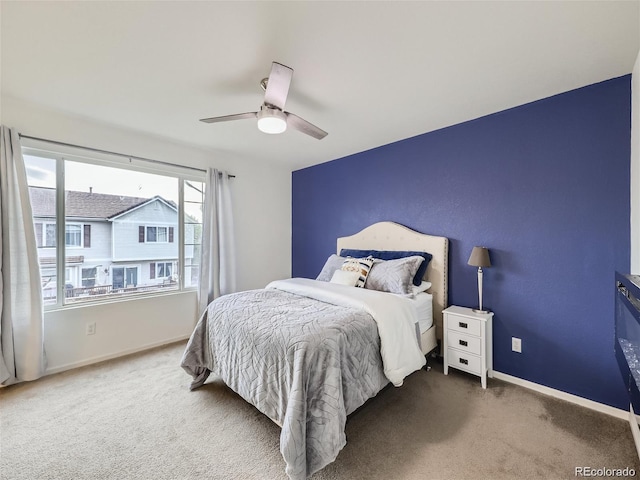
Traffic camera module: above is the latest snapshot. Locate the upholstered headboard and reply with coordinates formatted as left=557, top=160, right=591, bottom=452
left=337, top=221, right=449, bottom=340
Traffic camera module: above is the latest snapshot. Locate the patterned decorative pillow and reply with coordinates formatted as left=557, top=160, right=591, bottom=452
left=316, top=254, right=346, bottom=282
left=365, top=256, right=425, bottom=295
left=341, top=256, right=375, bottom=288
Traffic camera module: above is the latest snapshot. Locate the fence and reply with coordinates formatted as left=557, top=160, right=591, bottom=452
left=43, top=280, right=179, bottom=303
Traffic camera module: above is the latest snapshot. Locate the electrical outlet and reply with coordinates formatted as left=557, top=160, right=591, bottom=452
left=86, top=322, right=96, bottom=335
left=512, top=337, right=522, bottom=353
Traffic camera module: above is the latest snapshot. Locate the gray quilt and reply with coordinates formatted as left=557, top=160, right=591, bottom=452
left=181, top=287, right=389, bottom=480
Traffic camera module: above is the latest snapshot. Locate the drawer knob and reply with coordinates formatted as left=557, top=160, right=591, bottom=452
left=459, top=321, right=468, bottom=329
left=459, top=340, right=468, bottom=347
left=459, top=358, right=469, bottom=365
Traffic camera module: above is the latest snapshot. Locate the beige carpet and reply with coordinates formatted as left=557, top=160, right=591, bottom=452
left=1, top=341, right=638, bottom=480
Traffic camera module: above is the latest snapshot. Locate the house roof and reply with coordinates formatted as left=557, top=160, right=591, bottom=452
left=29, top=186, right=150, bottom=219
left=108, top=196, right=177, bottom=220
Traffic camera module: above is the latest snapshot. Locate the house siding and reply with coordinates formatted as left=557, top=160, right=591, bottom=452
left=66, top=220, right=111, bottom=261
left=112, top=199, right=178, bottom=261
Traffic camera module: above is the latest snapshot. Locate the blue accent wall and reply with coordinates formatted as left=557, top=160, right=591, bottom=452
left=292, top=76, right=631, bottom=409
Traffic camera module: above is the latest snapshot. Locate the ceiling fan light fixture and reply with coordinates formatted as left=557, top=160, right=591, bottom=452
left=257, top=106, right=287, bottom=134
left=200, top=62, right=327, bottom=139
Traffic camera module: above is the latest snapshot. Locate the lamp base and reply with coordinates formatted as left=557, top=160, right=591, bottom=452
left=473, top=308, right=491, bottom=314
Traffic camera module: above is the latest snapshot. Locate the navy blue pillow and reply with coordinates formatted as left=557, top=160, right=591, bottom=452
left=339, top=249, right=432, bottom=286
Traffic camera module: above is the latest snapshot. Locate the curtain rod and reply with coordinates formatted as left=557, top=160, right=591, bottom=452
left=18, top=134, right=235, bottom=178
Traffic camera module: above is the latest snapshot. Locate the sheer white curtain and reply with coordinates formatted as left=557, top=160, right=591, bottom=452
left=198, top=168, right=236, bottom=316
left=0, top=126, right=46, bottom=385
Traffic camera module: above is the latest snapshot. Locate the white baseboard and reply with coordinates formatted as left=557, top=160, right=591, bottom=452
left=44, top=334, right=190, bottom=376
left=492, top=370, right=628, bottom=420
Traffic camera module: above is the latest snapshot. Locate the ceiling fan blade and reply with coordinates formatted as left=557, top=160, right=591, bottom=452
left=264, top=62, right=293, bottom=111
left=285, top=112, right=328, bottom=140
left=200, top=112, right=257, bottom=123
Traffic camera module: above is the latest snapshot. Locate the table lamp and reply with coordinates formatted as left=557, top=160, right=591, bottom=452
left=468, top=246, right=491, bottom=313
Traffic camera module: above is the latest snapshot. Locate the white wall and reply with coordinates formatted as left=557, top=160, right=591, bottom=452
left=44, top=291, right=198, bottom=374
left=632, top=48, right=640, bottom=273
left=0, top=96, right=292, bottom=373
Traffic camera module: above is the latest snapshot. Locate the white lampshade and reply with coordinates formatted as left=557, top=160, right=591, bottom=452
left=257, top=108, right=287, bottom=134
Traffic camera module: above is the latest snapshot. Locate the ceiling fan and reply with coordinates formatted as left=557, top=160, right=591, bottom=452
left=200, top=62, right=328, bottom=140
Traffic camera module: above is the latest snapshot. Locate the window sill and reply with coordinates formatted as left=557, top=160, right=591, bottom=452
left=44, top=288, right=197, bottom=313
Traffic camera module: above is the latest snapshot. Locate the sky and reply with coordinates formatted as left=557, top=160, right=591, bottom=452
left=23, top=154, right=202, bottom=204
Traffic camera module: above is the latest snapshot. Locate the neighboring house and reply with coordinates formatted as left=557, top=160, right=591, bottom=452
left=29, top=186, right=197, bottom=301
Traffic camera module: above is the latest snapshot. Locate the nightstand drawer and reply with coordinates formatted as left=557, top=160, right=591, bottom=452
left=447, top=330, right=482, bottom=355
left=447, top=315, right=481, bottom=337
left=447, top=347, right=482, bottom=375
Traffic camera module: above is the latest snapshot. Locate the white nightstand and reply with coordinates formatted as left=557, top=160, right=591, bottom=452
left=443, top=305, right=493, bottom=389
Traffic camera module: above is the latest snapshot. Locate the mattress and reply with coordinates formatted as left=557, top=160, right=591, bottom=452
left=413, top=292, right=433, bottom=334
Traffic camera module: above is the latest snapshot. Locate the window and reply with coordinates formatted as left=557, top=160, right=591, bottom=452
left=34, top=222, right=56, bottom=248
left=157, top=227, right=167, bottom=243
left=36, top=222, right=89, bottom=248
left=150, top=261, right=174, bottom=279
left=24, top=148, right=205, bottom=307
left=34, top=222, right=58, bottom=248
left=143, top=226, right=172, bottom=243
left=66, top=224, right=82, bottom=247
left=147, top=226, right=157, bottom=242
left=46, top=224, right=56, bottom=247
left=159, top=262, right=172, bottom=277
left=82, top=267, right=97, bottom=287
left=184, top=181, right=204, bottom=288
left=112, top=266, right=138, bottom=289
left=26, top=155, right=57, bottom=304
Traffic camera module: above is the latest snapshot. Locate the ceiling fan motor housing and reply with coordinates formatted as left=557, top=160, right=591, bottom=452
left=257, top=105, right=287, bottom=134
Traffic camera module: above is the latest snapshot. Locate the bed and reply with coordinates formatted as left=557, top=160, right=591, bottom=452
left=337, top=221, right=449, bottom=352
left=181, top=221, right=449, bottom=480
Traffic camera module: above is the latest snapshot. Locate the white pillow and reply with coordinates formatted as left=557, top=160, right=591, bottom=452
left=330, top=269, right=360, bottom=286
left=411, top=281, right=432, bottom=296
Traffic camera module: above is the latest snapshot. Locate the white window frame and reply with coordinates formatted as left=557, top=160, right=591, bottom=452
left=33, top=221, right=57, bottom=248
left=65, top=223, right=83, bottom=248
left=23, top=145, right=205, bottom=310
left=40, top=221, right=84, bottom=248
left=145, top=225, right=169, bottom=243
left=156, top=261, right=174, bottom=278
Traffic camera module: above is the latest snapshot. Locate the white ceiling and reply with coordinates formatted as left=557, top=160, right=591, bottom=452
left=1, top=1, right=639, bottom=171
